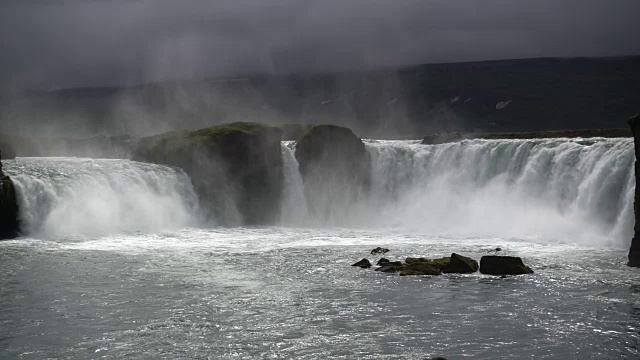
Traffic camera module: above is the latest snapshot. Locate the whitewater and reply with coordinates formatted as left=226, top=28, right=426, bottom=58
left=1, top=138, right=640, bottom=359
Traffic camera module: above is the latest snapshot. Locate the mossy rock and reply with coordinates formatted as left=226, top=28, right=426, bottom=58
left=134, top=122, right=284, bottom=225
left=375, top=261, right=405, bottom=273
left=443, top=253, right=479, bottom=274
left=405, top=257, right=429, bottom=264
left=480, top=256, right=534, bottom=275
left=403, top=262, right=442, bottom=276
left=405, top=256, right=450, bottom=271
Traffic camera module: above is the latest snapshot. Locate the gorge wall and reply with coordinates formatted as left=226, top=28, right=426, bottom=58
left=628, top=114, right=640, bottom=267
left=0, top=149, right=19, bottom=239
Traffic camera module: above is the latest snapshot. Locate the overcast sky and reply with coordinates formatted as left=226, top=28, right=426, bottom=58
left=2, top=0, right=640, bottom=90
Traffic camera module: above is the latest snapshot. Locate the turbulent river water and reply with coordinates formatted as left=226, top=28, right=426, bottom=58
left=2, top=138, right=640, bottom=359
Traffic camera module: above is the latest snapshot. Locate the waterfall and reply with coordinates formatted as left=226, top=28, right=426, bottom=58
left=283, top=137, right=635, bottom=247
left=3, top=158, right=199, bottom=238
left=3, top=137, right=634, bottom=247
left=280, top=142, right=309, bottom=226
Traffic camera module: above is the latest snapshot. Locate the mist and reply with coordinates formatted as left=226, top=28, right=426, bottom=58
left=1, top=1, right=639, bottom=146
left=2, top=0, right=639, bottom=91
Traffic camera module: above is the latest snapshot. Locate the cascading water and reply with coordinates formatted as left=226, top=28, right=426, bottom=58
left=280, top=142, right=309, bottom=226
left=3, top=157, right=199, bottom=238
left=283, top=137, right=635, bottom=247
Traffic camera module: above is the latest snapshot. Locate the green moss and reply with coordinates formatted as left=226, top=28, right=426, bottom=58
left=404, top=262, right=442, bottom=276
left=430, top=257, right=451, bottom=270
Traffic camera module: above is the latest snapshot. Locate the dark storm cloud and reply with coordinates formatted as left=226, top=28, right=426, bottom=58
left=1, top=0, right=639, bottom=90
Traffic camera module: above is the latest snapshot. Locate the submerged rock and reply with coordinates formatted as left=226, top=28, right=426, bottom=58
left=443, top=253, right=479, bottom=274
left=0, top=149, right=19, bottom=239
left=134, top=122, right=283, bottom=225
left=352, top=258, right=372, bottom=269
left=480, top=256, right=533, bottom=275
left=370, top=247, right=390, bottom=255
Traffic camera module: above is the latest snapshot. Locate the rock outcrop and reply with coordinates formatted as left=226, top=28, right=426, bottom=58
left=443, top=253, right=479, bottom=274
left=370, top=247, right=389, bottom=255
left=363, top=253, right=481, bottom=276
left=0, top=149, right=19, bottom=239
left=479, top=256, right=533, bottom=275
left=629, top=114, right=640, bottom=267
left=295, top=125, right=371, bottom=220
left=133, top=122, right=283, bottom=225
left=352, top=259, right=372, bottom=269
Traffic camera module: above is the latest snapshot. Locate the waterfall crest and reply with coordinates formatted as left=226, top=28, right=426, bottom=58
left=282, top=138, right=635, bottom=247
left=3, top=158, right=199, bottom=238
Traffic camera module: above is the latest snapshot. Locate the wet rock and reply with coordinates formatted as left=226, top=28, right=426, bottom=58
left=376, top=258, right=391, bottom=266
left=0, top=149, right=19, bottom=239
left=628, top=114, right=640, bottom=267
left=443, top=253, right=479, bottom=274
left=480, top=256, right=533, bottom=275
left=371, top=247, right=390, bottom=255
left=375, top=261, right=405, bottom=273
left=430, top=257, right=451, bottom=271
left=352, top=258, right=372, bottom=269
left=402, top=262, right=441, bottom=276
left=405, top=257, right=429, bottom=264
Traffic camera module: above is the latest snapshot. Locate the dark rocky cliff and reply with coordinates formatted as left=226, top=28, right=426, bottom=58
left=133, top=122, right=283, bottom=225
left=0, top=149, right=19, bottom=239
left=295, top=125, right=371, bottom=220
left=628, top=114, right=640, bottom=267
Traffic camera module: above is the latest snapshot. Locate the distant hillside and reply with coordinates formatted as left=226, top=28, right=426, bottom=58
left=1, top=57, right=639, bottom=138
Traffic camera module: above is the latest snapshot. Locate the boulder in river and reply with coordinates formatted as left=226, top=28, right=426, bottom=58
left=352, top=258, right=372, bottom=268
left=480, top=256, right=533, bottom=275
left=370, top=247, right=390, bottom=255
left=375, top=261, right=405, bottom=273
left=401, top=262, right=442, bottom=276
left=443, top=253, right=479, bottom=274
